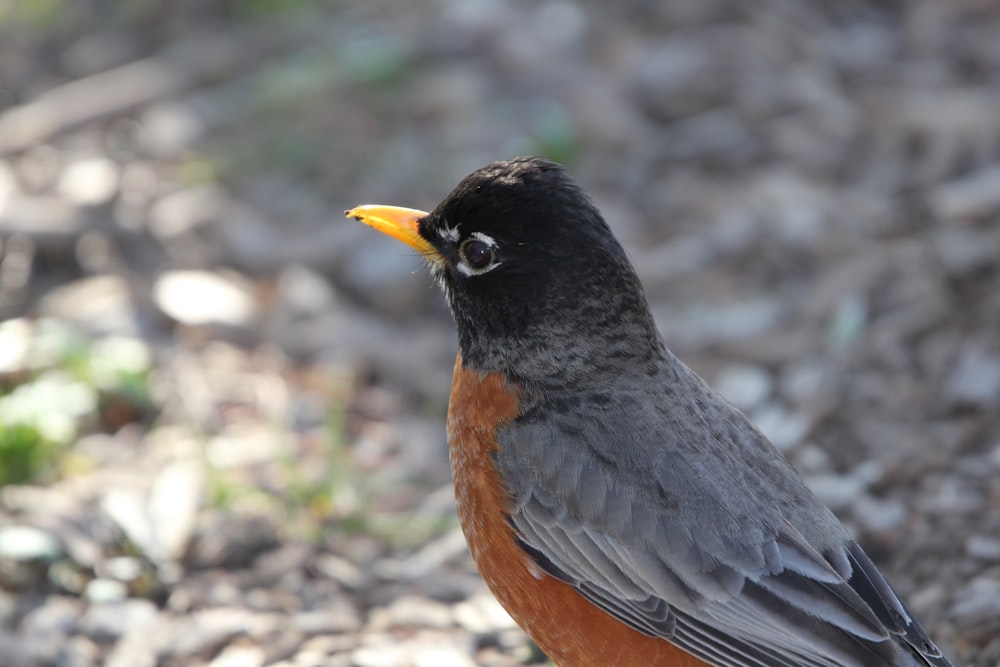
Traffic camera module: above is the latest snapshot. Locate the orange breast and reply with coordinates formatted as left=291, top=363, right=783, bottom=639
left=446, top=354, right=710, bottom=667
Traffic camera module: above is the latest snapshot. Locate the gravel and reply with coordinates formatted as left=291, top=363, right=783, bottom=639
left=0, top=1, right=998, bottom=665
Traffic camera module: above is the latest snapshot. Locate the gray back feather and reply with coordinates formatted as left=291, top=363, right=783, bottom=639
left=496, top=355, right=950, bottom=667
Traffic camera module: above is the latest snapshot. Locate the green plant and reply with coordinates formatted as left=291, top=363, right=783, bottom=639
left=0, top=319, right=153, bottom=487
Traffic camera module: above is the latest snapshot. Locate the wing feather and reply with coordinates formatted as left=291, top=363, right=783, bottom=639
left=497, top=386, right=947, bottom=667
left=511, top=486, right=897, bottom=666
left=495, top=384, right=950, bottom=666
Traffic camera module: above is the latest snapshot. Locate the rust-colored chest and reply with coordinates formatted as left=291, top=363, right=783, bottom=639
left=445, top=354, right=709, bottom=667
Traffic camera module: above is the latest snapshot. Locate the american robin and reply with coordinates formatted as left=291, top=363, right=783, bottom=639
left=346, top=157, right=951, bottom=667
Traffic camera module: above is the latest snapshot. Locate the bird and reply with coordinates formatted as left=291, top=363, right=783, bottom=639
left=346, top=156, right=952, bottom=667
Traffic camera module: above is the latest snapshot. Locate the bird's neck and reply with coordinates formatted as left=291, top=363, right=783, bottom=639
left=450, top=250, right=668, bottom=390
left=456, top=310, right=669, bottom=393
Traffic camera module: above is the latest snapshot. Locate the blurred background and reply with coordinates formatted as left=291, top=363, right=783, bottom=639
left=1, top=1, right=999, bottom=665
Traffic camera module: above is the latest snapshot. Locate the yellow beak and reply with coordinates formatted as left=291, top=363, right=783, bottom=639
left=345, top=205, right=437, bottom=259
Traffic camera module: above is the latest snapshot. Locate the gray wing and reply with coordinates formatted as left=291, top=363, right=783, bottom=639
left=496, top=382, right=950, bottom=667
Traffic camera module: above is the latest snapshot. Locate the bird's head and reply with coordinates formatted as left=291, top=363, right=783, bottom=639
left=347, top=157, right=664, bottom=387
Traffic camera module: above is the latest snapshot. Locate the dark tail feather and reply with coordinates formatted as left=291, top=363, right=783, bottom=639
left=845, top=541, right=952, bottom=667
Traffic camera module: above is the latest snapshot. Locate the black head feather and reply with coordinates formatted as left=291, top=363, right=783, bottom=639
left=416, top=157, right=664, bottom=388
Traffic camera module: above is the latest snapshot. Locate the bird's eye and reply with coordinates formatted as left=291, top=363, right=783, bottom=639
left=460, top=238, right=494, bottom=271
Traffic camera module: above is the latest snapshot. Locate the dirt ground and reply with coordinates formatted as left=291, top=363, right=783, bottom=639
left=1, top=1, right=999, bottom=666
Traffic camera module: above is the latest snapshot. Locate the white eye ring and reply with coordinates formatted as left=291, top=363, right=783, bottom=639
left=456, top=232, right=500, bottom=276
